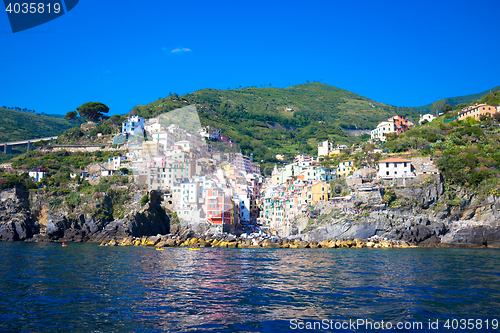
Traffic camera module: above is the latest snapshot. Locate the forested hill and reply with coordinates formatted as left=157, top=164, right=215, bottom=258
left=413, top=85, right=500, bottom=113
left=0, top=107, right=78, bottom=143
left=132, top=83, right=418, bottom=162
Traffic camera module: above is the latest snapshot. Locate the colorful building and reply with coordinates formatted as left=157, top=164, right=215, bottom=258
left=370, top=121, right=395, bottom=141
left=458, top=104, right=498, bottom=121
left=311, top=181, right=329, bottom=203
left=337, top=160, right=355, bottom=178
left=205, top=188, right=232, bottom=227
left=371, top=115, right=413, bottom=141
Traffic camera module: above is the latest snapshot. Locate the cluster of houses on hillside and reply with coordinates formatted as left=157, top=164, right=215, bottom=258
left=115, top=109, right=262, bottom=233
left=367, top=103, right=500, bottom=142
left=20, top=102, right=500, bottom=234
left=257, top=154, right=440, bottom=235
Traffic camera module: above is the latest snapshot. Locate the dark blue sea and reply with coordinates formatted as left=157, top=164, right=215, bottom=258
left=0, top=243, right=499, bottom=332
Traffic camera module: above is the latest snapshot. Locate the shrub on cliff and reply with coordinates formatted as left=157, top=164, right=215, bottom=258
left=0, top=172, right=36, bottom=190
left=140, top=194, right=149, bottom=206
left=382, top=187, right=396, bottom=206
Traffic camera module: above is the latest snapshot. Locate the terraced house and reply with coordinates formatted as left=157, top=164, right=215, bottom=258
left=458, top=104, right=498, bottom=121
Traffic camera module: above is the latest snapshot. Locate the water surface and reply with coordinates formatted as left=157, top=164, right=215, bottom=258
left=0, top=243, right=499, bottom=332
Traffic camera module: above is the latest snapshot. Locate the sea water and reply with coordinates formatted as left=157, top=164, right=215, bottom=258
left=0, top=242, right=499, bottom=332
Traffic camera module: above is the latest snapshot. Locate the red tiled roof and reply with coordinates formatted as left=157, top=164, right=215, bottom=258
left=379, top=158, right=411, bottom=163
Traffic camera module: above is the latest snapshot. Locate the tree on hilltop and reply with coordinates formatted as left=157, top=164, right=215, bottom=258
left=431, top=99, right=446, bottom=116
left=64, top=111, right=77, bottom=120
left=76, top=102, right=109, bottom=121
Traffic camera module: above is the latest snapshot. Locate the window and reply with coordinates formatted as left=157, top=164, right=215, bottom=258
left=386, top=171, right=389, bottom=175
left=386, top=163, right=389, bottom=168
left=404, top=162, right=407, bottom=167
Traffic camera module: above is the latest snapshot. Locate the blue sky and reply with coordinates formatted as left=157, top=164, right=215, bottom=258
left=1, top=0, right=499, bottom=116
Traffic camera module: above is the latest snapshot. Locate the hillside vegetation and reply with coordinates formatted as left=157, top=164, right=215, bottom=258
left=384, top=108, right=500, bottom=200
left=414, top=85, right=500, bottom=113
left=0, top=108, right=78, bottom=143
left=132, top=83, right=419, bottom=162
left=0, top=107, right=80, bottom=163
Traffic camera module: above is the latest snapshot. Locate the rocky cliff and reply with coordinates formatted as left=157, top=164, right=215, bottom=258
left=0, top=187, right=38, bottom=241
left=293, top=176, right=500, bottom=248
left=0, top=187, right=170, bottom=242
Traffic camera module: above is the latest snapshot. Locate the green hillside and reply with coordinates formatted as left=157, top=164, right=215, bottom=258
left=132, top=83, right=419, bottom=162
left=0, top=108, right=78, bottom=143
left=475, top=89, right=500, bottom=106
left=414, top=85, right=500, bottom=113
left=384, top=110, right=500, bottom=200
left=0, top=108, right=79, bottom=163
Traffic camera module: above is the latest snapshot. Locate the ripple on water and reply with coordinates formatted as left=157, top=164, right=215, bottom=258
left=0, top=244, right=500, bottom=332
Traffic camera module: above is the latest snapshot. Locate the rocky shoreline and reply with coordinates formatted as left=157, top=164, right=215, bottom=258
left=1, top=185, right=500, bottom=249
left=97, top=231, right=499, bottom=249
left=98, top=233, right=419, bottom=249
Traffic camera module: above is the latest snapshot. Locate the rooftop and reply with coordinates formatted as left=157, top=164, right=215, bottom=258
left=379, top=158, right=411, bottom=163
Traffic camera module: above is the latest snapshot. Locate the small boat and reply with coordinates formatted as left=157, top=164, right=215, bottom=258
left=189, top=248, right=200, bottom=251
left=62, top=243, right=67, bottom=247
left=155, top=248, right=164, bottom=251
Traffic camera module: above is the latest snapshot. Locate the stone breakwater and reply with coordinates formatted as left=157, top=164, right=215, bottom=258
left=99, top=233, right=418, bottom=249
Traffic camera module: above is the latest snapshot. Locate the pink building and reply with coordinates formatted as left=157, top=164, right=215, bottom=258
left=205, top=188, right=232, bottom=226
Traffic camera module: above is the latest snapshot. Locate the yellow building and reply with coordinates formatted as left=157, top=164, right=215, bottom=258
left=221, top=162, right=236, bottom=175
left=337, top=160, right=355, bottom=178
left=311, top=181, right=329, bottom=203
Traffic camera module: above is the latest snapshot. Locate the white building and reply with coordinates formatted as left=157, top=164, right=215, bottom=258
left=151, top=131, right=176, bottom=150
left=271, top=163, right=305, bottom=185
left=199, top=126, right=221, bottom=141
left=144, top=120, right=163, bottom=134
left=28, top=171, right=45, bottom=182
left=175, top=181, right=201, bottom=210
left=293, top=154, right=314, bottom=167
left=377, top=158, right=413, bottom=178
left=101, top=170, right=114, bottom=177
left=371, top=121, right=395, bottom=142
left=122, top=115, right=145, bottom=136
left=318, top=140, right=332, bottom=157
left=175, top=140, right=192, bottom=152
left=419, top=114, right=435, bottom=124
left=300, top=166, right=335, bottom=182
left=107, top=156, right=127, bottom=171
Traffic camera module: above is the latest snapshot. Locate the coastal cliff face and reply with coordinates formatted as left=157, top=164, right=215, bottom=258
left=293, top=177, right=500, bottom=248
left=0, top=187, right=169, bottom=242
left=0, top=178, right=498, bottom=247
left=0, top=187, right=38, bottom=241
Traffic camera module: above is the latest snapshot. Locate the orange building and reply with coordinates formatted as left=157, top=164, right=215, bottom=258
left=388, top=115, right=413, bottom=135
left=458, top=104, right=498, bottom=121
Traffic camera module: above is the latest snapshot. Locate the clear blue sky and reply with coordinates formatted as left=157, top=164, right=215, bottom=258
left=1, top=0, right=499, bottom=116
